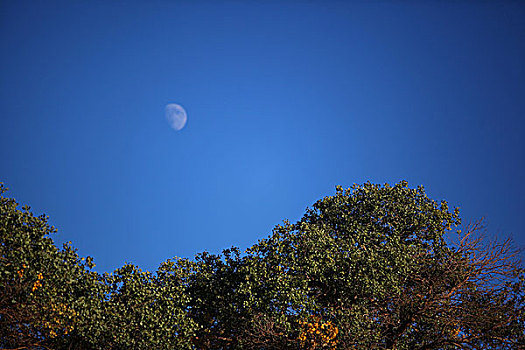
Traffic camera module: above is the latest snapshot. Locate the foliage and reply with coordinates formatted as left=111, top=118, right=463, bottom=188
left=0, top=183, right=104, bottom=349
left=1, top=181, right=524, bottom=349
left=298, top=316, right=339, bottom=349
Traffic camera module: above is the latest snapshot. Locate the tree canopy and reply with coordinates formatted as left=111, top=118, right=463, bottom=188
left=1, top=181, right=524, bottom=349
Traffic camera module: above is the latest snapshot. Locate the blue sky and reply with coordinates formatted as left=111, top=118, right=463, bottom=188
left=1, top=1, right=524, bottom=273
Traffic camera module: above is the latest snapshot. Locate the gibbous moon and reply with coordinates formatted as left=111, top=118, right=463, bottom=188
left=165, top=103, right=187, bottom=131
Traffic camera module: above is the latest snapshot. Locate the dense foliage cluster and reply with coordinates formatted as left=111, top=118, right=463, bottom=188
left=1, top=181, right=524, bottom=349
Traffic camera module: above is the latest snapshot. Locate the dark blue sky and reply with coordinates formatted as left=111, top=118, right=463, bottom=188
left=1, top=1, right=524, bottom=272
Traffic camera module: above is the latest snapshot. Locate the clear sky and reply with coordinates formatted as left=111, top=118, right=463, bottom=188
left=1, top=1, right=524, bottom=273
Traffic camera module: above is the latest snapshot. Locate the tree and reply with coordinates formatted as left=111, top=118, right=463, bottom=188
left=0, top=183, right=105, bottom=349
left=236, top=182, right=525, bottom=349
left=0, top=183, right=197, bottom=350
left=1, top=181, right=524, bottom=349
left=95, top=261, right=197, bottom=350
left=193, top=182, right=525, bottom=349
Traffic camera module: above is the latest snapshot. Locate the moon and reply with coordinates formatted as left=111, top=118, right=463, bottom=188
left=165, top=103, right=187, bottom=131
